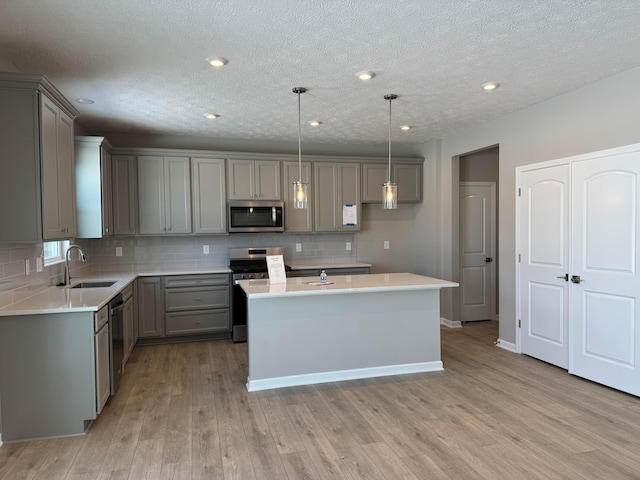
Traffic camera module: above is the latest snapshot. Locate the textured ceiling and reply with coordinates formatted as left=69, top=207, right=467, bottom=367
left=1, top=0, right=640, bottom=147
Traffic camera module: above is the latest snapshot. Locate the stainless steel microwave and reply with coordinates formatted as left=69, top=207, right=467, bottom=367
left=228, top=200, right=284, bottom=233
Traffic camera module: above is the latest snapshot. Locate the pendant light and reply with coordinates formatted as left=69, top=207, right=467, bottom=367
left=292, top=87, right=309, bottom=209
left=383, top=94, right=398, bottom=209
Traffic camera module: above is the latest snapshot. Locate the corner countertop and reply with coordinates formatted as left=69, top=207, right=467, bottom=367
left=238, top=273, right=458, bottom=299
left=285, top=260, right=372, bottom=270
left=0, top=266, right=231, bottom=316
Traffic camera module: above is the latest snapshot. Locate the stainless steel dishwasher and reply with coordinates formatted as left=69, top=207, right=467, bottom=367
left=109, top=294, right=124, bottom=395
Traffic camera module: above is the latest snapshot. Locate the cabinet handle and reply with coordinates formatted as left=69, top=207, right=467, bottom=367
left=195, top=297, right=201, bottom=301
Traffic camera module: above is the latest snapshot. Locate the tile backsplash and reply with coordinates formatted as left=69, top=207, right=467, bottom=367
left=0, top=233, right=356, bottom=308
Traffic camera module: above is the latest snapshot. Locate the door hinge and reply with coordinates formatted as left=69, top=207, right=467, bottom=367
left=518, top=254, right=521, bottom=263
left=518, top=187, right=521, bottom=197
left=518, top=319, right=521, bottom=328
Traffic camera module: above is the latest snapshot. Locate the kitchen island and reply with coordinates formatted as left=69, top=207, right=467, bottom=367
left=238, top=273, right=458, bottom=391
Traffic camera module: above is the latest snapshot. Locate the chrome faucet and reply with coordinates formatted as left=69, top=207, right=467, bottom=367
left=64, top=244, right=86, bottom=286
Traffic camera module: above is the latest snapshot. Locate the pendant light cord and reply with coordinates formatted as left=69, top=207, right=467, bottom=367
left=298, top=90, right=302, bottom=181
left=388, top=96, right=392, bottom=183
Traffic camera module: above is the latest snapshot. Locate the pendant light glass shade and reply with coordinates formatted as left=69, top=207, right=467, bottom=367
left=292, top=87, right=309, bottom=209
left=383, top=94, right=398, bottom=209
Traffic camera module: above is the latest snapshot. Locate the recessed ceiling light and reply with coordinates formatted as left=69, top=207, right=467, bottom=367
left=400, top=125, right=411, bottom=131
left=356, top=71, right=375, bottom=81
left=309, top=120, right=322, bottom=127
left=204, top=113, right=220, bottom=120
left=206, top=57, right=228, bottom=67
left=481, top=82, right=499, bottom=91
left=75, top=98, right=94, bottom=104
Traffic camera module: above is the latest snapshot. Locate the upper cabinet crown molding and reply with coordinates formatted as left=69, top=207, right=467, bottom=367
left=0, top=73, right=79, bottom=119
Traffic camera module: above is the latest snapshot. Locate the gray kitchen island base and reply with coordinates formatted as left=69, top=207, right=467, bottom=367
left=246, top=285, right=445, bottom=392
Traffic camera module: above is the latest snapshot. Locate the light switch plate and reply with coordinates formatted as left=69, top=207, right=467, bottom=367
left=203, top=245, right=209, bottom=254
left=346, top=242, right=351, bottom=251
left=25, top=258, right=30, bottom=275
left=36, top=256, right=43, bottom=272
left=384, top=241, right=390, bottom=249
left=115, top=246, right=123, bottom=257
left=296, top=243, right=302, bottom=252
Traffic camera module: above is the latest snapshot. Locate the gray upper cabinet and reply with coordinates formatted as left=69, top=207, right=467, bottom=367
left=0, top=73, right=79, bottom=242
left=111, top=154, right=137, bottom=235
left=138, top=156, right=192, bottom=235
left=191, top=157, right=227, bottom=234
left=314, top=162, right=360, bottom=232
left=75, top=136, right=113, bottom=238
left=362, top=162, right=422, bottom=203
left=282, top=161, right=313, bottom=232
left=227, top=159, right=280, bottom=200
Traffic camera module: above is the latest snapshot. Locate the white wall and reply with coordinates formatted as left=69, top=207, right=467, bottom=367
left=420, top=65, right=640, bottom=343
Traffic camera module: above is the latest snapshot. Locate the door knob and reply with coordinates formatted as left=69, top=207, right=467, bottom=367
left=556, top=274, right=568, bottom=281
left=485, top=257, right=493, bottom=263
left=571, top=275, right=583, bottom=284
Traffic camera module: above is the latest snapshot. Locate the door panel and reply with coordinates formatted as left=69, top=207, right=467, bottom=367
left=460, top=183, right=495, bottom=321
left=571, top=153, right=640, bottom=396
left=520, top=164, right=569, bottom=368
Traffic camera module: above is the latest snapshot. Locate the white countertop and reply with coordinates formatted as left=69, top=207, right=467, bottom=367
left=0, top=266, right=231, bottom=316
left=238, top=273, right=458, bottom=298
left=285, top=261, right=372, bottom=270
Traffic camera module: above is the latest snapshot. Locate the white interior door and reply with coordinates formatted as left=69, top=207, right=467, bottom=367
left=519, top=165, right=570, bottom=369
left=460, top=182, right=495, bottom=321
left=570, top=153, right=640, bottom=396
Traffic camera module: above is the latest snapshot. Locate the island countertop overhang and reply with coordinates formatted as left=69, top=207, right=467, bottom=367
left=238, top=272, right=458, bottom=299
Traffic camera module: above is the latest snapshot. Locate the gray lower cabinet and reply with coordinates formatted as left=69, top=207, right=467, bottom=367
left=138, top=274, right=230, bottom=340
left=137, top=276, right=164, bottom=338
left=287, top=266, right=371, bottom=277
left=122, top=283, right=136, bottom=365
left=165, top=274, right=230, bottom=335
left=94, top=305, right=110, bottom=415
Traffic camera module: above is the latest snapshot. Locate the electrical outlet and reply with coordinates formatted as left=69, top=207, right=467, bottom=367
left=346, top=242, right=351, bottom=251
left=384, top=240, right=390, bottom=250
left=115, top=246, right=123, bottom=257
left=203, top=245, right=210, bottom=254
left=296, top=243, right=302, bottom=252
left=25, top=258, right=30, bottom=275
left=36, top=257, right=43, bottom=272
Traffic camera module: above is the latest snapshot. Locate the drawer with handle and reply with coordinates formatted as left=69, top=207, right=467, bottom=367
left=165, top=310, right=230, bottom=335
left=165, top=286, right=229, bottom=312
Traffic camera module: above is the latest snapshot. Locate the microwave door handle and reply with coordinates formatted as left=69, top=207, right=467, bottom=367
left=272, top=207, right=276, bottom=224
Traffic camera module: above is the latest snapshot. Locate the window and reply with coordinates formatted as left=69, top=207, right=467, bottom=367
left=44, top=240, right=70, bottom=266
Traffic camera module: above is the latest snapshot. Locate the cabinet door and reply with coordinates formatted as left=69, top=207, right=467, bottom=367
left=41, top=96, right=76, bottom=239
left=112, top=155, right=137, bottom=235
left=138, top=156, right=166, bottom=234
left=95, top=323, right=110, bottom=414
left=340, top=163, right=360, bottom=232
left=282, top=161, right=312, bottom=232
left=227, top=159, right=254, bottom=199
left=192, top=157, right=226, bottom=234
left=362, top=163, right=388, bottom=203
left=57, top=109, right=77, bottom=237
left=101, top=148, right=113, bottom=235
left=395, top=163, right=422, bottom=202
left=314, top=163, right=339, bottom=231
left=164, top=157, right=191, bottom=234
left=255, top=160, right=280, bottom=199
left=137, top=277, right=164, bottom=338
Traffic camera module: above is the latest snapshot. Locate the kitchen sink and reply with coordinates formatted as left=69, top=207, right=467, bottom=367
left=70, top=281, right=117, bottom=289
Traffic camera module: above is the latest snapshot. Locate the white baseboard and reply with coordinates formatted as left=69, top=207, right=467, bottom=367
left=246, top=361, right=444, bottom=392
left=440, top=317, right=462, bottom=328
left=496, top=338, right=518, bottom=353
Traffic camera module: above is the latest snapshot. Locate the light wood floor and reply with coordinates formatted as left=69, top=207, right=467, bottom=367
left=2, top=321, right=640, bottom=479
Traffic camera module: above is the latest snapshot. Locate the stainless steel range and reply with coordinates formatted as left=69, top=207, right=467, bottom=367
left=229, top=247, right=284, bottom=342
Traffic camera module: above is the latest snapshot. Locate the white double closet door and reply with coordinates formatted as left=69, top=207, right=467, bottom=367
left=519, top=144, right=640, bottom=396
